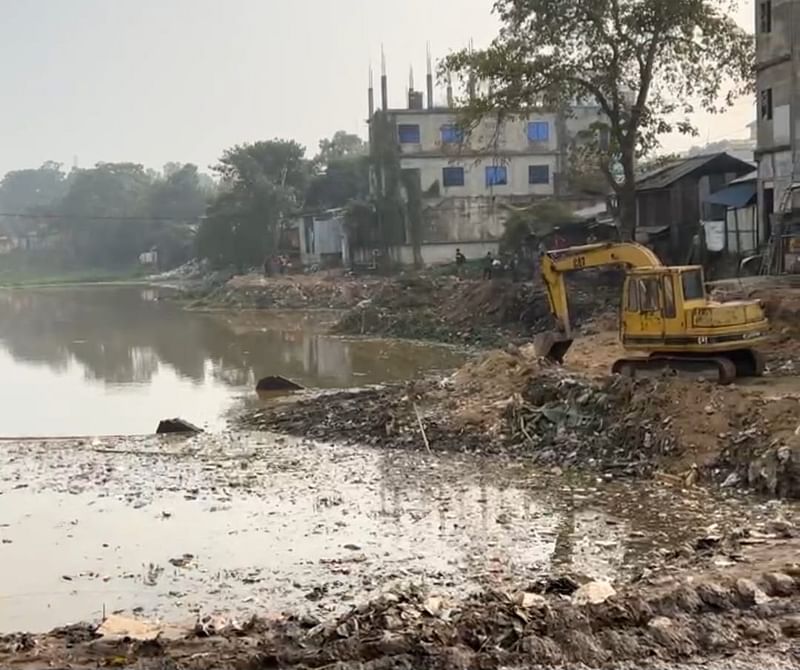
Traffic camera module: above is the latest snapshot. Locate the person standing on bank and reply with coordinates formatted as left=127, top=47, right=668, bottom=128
left=455, top=248, right=466, bottom=277
left=483, top=252, right=494, bottom=280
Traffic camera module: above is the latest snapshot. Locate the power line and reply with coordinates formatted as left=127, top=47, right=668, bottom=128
left=0, top=212, right=205, bottom=222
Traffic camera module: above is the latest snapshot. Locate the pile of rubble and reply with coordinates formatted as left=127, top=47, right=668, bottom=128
left=242, top=347, right=800, bottom=496
left=6, top=571, right=800, bottom=669
left=242, top=386, right=491, bottom=454
left=334, top=274, right=620, bottom=347
left=188, top=274, right=376, bottom=310
left=293, top=573, right=800, bottom=668
left=506, top=370, right=672, bottom=475
left=507, top=368, right=800, bottom=492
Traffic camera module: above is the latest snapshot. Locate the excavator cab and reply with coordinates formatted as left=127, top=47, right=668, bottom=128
left=620, top=267, right=704, bottom=346
left=619, top=265, right=768, bottom=378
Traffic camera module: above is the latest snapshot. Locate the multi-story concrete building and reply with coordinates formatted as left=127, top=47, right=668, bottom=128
left=363, top=58, right=607, bottom=265
left=755, top=0, right=800, bottom=223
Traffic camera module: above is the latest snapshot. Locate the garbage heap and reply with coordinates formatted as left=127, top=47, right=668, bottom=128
left=505, top=370, right=674, bottom=475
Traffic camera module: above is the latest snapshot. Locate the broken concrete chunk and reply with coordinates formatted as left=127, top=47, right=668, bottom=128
left=156, top=418, right=202, bottom=434
left=423, top=596, right=444, bottom=616
left=97, top=615, right=164, bottom=641
left=648, top=615, right=674, bottom=631
left=573, top=580, right=616, bottom=605
left=517, top=592, right=547, bottom=609
left=761, top=572, right=797, bottom=598
left=736, top=577, right=771, bottom=606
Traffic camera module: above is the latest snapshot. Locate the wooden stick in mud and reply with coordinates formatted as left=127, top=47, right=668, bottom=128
left=413, top=402, right=432, bottom=454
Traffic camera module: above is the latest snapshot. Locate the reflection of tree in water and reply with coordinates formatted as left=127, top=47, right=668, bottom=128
left=0, top=287, right=359, bottom=387
left=0, top=287, right=461, bottom=390
left=0, top=289, right=209, bottom=383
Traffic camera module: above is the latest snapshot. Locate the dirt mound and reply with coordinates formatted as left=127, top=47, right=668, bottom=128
left=242, top=386, right=493, bottom=453
left=509, top=371, right=800, bottom=486
left=444, top=346, right=544, bottom=434
left=242, top=347, right=544, bottom=448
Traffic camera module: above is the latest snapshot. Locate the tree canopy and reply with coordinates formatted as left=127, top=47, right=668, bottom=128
left=0, top=161, right=211, bottom=269
left=315, top=131, right=367, bottom=165
left=196, top=140, right=310, bottom=270
left=443, top=0, right=754, bottom=238
left=0, top=162, right=68, bottom=231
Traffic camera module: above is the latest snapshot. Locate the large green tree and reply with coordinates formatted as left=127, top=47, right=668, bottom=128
left=0, top=162, right=67, bottom=234
left=443, top=0, right=754, bottom=239
left=196, top=140, right=310, bottom=269
left=306, top=131, right=370, bottom=210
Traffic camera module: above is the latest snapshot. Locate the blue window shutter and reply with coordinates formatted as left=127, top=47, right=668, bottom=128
left=398, top=124, right=421, bottom=144
left=529, top=165, right=550, bottom=184
left=442, top=167, right=465, bottom=187
left=441, top=124, right=463, bottom=144
left=527, top=121, right=550, bottom=142
left=485, top=165, right=508, bottom=186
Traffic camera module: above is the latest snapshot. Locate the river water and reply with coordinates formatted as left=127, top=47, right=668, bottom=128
left=0, top=286, right=465, bottom=437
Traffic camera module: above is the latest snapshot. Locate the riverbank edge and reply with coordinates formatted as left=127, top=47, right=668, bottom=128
left=164, top=271, right=593, bottom=349
left=4, top=553, right=800, bottom=669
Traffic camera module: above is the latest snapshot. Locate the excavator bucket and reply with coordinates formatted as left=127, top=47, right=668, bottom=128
left=534, top=331, right=573, bottom=363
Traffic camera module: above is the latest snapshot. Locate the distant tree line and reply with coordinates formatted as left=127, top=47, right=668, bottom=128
left=0, top=161, right=212, bottom=270
left=0, top=130, right=370, bottom=272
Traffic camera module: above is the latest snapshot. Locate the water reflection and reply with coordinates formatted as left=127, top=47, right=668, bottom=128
left=0, top=287, right=465, bottom=436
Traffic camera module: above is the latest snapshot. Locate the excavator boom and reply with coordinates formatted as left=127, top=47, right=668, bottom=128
left=536, top=243, right=662, bottom=360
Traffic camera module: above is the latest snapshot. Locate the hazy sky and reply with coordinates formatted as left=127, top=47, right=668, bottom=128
left=0, top=0, right=755, bottom=177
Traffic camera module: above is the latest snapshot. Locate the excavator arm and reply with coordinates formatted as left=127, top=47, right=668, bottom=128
left=536, top=242, right=663, bottom=361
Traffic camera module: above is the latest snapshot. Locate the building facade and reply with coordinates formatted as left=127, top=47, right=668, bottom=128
left=365, top=79, right=606, bottom=264
left=755, top=0, right=800, bottom=221
left=389, top=108, right=567, bottom=200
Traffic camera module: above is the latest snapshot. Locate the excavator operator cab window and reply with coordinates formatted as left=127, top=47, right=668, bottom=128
left=626, top=280, right=639, bottom=311
left=681, top=270, right=705, bottom=301
left=663, top=276, right=677, bottom=318
left=634, top=276, right=661, bottom=313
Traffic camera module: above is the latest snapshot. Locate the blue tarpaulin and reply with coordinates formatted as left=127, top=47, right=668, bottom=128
left=704, top=182, right=757, bottom=209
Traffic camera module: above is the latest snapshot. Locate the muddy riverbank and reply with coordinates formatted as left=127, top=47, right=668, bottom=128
left=3, top=430, right=800, bottom=669
left=1, top=430, right=767, bottom=633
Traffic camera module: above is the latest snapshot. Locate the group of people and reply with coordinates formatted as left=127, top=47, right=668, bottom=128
left=454, top=227, right=579, bottom=281
left=454, top=248, right=518, bottom=281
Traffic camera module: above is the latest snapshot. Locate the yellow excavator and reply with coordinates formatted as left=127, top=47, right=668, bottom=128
left=535, top=242, right=769, bottom=384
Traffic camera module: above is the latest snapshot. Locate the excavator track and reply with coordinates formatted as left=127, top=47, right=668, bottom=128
left=612, top=355, right=738, bottom=385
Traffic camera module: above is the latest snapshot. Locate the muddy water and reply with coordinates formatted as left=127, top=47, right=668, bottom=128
left=0, top=286, right=465, bottom=436
left=0, top=433, right=771, bottom=633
